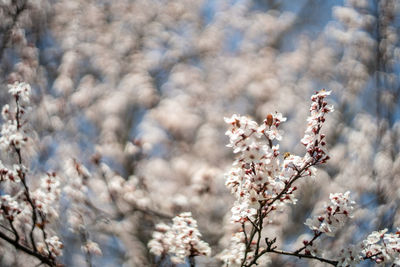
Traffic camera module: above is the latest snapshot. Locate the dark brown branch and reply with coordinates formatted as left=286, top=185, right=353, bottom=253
left=13, top=97, right=40, bottom=253
left=188, top=255, right=196, bottom=267
left=265, top=247, right=338, bottom=266
left=294, top=231, right=322, bottom=254
left=0, top=230, right=56, bottom=266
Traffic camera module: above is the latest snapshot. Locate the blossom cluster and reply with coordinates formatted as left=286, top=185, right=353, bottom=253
left=337, top=229, right=400, bottom=266
left=32, top=172, right=61, bottom=219
left=360, top=229, right=400, bottom=265
left=0, top=195, right=21, bottom=221
left=224, top=112, right=290, bottom=224
left=301, top=89, right=334, bottom=165
left=148, top=212, right=211, bottom=264
left=0, top=163, right=20, bottom=182
left=0, top=82, right=31, bottom=150
left=305, top=191, right=355, bottom=236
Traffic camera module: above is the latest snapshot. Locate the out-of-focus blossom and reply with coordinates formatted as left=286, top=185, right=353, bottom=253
left=148, top=212, right=211, bottom=263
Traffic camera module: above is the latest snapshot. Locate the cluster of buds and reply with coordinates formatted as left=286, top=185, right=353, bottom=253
left=148, top=212, right=211, bottom=263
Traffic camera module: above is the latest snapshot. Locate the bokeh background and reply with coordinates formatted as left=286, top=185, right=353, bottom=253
left=0, top=0, right=400, bottom=266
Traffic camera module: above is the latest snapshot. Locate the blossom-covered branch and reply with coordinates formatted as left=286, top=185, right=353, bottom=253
left=0, top=82, right=62, bottom=266
left=219, top=90, right=334, bottom=266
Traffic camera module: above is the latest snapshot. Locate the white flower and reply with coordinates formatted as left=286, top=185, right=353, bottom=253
left=311, top=89, right=331, bottom=100
left=225, top=114, right=260, bottom=153
left=231, top=201, right=257, bottom=223
left=7, top=82, right=31, bottom=103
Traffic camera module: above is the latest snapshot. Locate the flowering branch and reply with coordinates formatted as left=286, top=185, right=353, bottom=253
left=220, top=90, right=336, bottom=266
left=218, top=89, right=400, bottom=266
left=0, top=82, right=62, bottom=266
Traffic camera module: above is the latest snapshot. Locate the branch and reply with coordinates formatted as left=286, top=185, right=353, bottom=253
left=266, top=247, right=338, bottom=266
left=0, top=230, right=56, bottom=266
left=294, top=231, right=322, bottom=254
left=259, top=238, right=338, bottom=266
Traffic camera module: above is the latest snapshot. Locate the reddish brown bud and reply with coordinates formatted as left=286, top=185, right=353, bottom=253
left=266, top=114, right=273, bottom=127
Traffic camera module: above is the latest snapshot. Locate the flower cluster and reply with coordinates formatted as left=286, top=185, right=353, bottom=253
left=301, top=90, right=334, bottom=165
left=148, top=212, right=211, bottom=263
left=0, top=195, right=21, bottom=221
left=0, top=163, right=20, bottom=182
left=336, top=229, right=400, bottom=266
left=0, top=82, right=31, bottom=150
left=7, top=82, right=31, bottom=103
left=224, top=112, right=289, bottom=224
left=32, top=173, right=61, bottom=219
left=305, top=191, right=355, bottom=236
left=360, top=229, right=400, bottom=265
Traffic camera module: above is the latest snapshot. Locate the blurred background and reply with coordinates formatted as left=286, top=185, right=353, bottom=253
left=0, top=0, right=399, bottom=266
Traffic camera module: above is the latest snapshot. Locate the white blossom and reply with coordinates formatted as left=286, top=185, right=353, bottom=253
left=7, top=82, right=31, bottom=103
